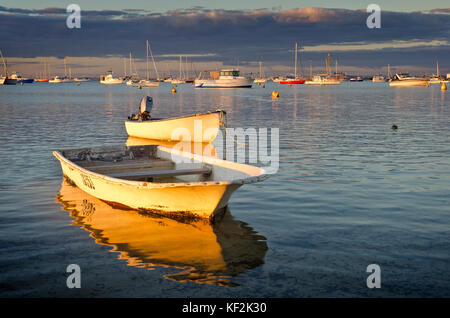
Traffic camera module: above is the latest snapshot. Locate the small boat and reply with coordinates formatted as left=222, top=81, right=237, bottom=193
left=139, top=79, right=160, bottom=87
left=429, top=62, right=449, bottom=84
left=139, top=40, right=160, bottom=87
left=49, top=76, right=63, bottom=83
left=279, top=78, right=305, bottom=85
left=100, top=71, right=123, bottom=85
left=389, top=73, right=429, bottom=87
left=125, top=110, right=226, bottom=142
left=170, top=79, right=186, bottom=84
left=0, top=51, right=17, bottom=85
left=53, top=144, right=268, bottom=221
left=305, top=74, right=341, bottom=85
left=280, top=43, right=305, bottom=85
left=372, top=75, right=387, bottom=82
left=254, top=61, right=267, bottom=83
left=195, top=69, right=253, bottom=88
left=73, top=77, right=90, bottom=82
left=10, top=72, right=34, bottom=84
left=349, top=76, right=363, bottom=82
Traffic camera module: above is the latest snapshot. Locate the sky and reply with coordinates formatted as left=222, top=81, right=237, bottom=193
left=0, top=1, right=449, bottom=77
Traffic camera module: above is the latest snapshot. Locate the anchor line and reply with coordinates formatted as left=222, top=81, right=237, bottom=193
left=217, top=110, right=248, bottom=147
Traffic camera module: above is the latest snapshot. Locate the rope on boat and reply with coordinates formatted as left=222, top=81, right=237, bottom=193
left=217, top=109, right=248, bottom=147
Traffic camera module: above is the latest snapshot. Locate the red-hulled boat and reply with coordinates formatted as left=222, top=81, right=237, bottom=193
left=280, top=79, right=305, bottom=84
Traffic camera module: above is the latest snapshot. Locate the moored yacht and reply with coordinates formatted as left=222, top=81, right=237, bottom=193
left=100, top=71, right=123, bottom=85
left=10, top=72, right=34, bottom=84
left=389, top=73, right=429, bottom=87
left=305, top=74, right=341, bottom=85
left=195, top=69, right=253, bottom=88
left=372, top=75, right=387, bottom=82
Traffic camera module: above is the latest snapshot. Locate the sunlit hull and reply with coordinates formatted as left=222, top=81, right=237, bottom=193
left=194, top=78, right=253, bottom=88
left=125, top=111, right=224, bottom=142
left=53, top=145, right=267, bottom=220
left=389, top=80, right=428, bottom=87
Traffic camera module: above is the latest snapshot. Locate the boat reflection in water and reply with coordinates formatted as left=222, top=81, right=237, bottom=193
left=57, top=179, right=267, bottom=286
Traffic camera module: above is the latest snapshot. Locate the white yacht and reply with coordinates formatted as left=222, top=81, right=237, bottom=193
left=49, top=76, right=63, bottom=83
left=372, top=75, right=387, bottom=82
left=195, top=69, right=253, bottom=88
left=305, top=74, right=341, bottom=85
left=100, top=72, right=123, bottom=85
left=389, top=73, right=429, bottom=87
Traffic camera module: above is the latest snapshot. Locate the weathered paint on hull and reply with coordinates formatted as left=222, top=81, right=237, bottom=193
left=125, top=112, right=223, bottom=143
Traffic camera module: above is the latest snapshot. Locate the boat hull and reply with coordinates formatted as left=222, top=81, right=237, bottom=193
left=389, top=80, right=428, bottom=87
left=53, top=145, right=267, bottom=220
left=305, top=80, right=341, bottom=85
left=125, top=111, right=224, bottom=142
left=3, top=78, right=17, bottom=85
left=194, top=78, right=253, bottom=88
left=17, top=79, right=34, bottom=84
left=279, top=80, right=305, bottom=84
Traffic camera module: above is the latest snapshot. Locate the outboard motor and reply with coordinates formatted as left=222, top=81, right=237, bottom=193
left=140, top=96, right=153, bottom=114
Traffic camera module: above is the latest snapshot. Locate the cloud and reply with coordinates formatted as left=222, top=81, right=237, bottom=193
left=0, top=6, right=449, bottom=74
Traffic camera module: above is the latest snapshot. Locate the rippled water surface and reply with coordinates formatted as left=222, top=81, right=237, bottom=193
left=0, top=81, right=449, bottom=297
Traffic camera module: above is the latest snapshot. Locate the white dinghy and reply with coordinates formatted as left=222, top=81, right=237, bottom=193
left=125, top=96, right=226, bottom=143
left=53, top=144, right=267, bottom=221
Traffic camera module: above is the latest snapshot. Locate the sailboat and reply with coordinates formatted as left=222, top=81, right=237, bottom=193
left=170, top=56, right=187, bottom=84
left=61, top=58, right=74, bottom=83
left=305, top=53, right=341, bottom=85
left=254, top=61, right=267, bottom=83
left=35, top=60, right=49, bottom=82
left=429, top=62, right=449, bottom=84
left=139, top=40, right=160, bottom=87
left=0, top=50, right=17, bottom=85
left=280, top=43, right=305, bottom=84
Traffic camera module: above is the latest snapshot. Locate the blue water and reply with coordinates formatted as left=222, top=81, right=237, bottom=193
left=0, top=81, right=449, bottom=297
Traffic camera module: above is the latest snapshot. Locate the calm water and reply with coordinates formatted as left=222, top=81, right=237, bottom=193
left=0, top=81, right=449, bottom=297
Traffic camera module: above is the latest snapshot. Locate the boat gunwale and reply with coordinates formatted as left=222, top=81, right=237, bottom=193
left=53, top=145, right=267, bottom=189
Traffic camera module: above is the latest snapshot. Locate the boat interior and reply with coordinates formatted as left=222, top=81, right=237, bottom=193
left=62, top=145, right=214, bottom=183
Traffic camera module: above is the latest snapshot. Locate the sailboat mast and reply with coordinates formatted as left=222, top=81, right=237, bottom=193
left=0, top=50, right=7, bottom=76
left=294, top=43, right=298, bottom=78
left=64, top=58, right=67, bottom=78
left=327, top=53, right=331, bottom=76
left=309, top=60, right=312, bottom=80
left=146, top=40, right=149, bottom=80
left=437, top=61, right=439, bottom=77
left=129, top=52, right=132, bottom=78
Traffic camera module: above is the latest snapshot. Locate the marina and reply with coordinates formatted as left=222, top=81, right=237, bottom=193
left=1, top=0, right=450, bottom=303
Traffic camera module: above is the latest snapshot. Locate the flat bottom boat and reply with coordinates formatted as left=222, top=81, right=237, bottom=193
left=53, top=145, right=267, bottom=221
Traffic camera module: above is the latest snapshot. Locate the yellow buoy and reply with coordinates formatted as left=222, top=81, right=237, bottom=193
left=441, top=83, right=447, bottom=91
left=20, top=82, right=24, bottom=86
left=426, top=82, right=430, bottom=88
left=172, top=87, right=177, bottom=93
left=173, top=84, right=177, bottom=88
left=272, top=91, right=279, bottom=98
left=137, top=85, right=142, bottom=89
left=288, top=84, right=292, bottom=87
left=261, top=84, right=265, bottom=88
